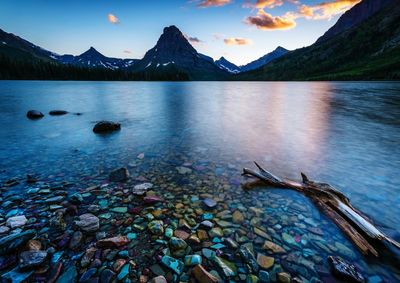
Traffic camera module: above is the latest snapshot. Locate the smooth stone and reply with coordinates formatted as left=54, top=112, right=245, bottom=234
left=49, top=110, right=68, bottom=115
left=174, top=230, right=190, bottom=240
left=203, top=198, right=217, bottom=209
left=176, top=166, right=192, bottom=174
left=69, top=231, right=83, bottom=250
left=246, top=274, right=259, bottom=283
left=79, top=268, right=97, bottom=282
left=148, top=220, right=164, bottom=235
left=161, top=256, right=184, bottom=274
left=262, top=241, right=286, bottom=254
left=277, top=272, right=291, bottom=283
left=200, top=221, right=214, bottom=230
left=96, top=236, right=129, bottom=248
left=232, top=211, right=244, bottom=223
left=27, top=239, right=42, bottom=251
left=6, top=215, right=28, bottom=229
left=117, top=264, right=130, bottom=280
left=75, top=214, right=100, bottom=233
left=192, top=264, right=219, bottom=283
left=0, top=226, right=10, bottom=235
left=202, top=248, right=216, bottom=259
left=27, top=110, right=44, bottom=119
left=111, top=207, right=128, bottom=213
left=93, top=121, right=121, bottom=133
left=56, top=265, right=78, bottom=283
left=0, top=229, right=35, bottom=255
left=109, top=167, right=129, bottom=182
left=184, top=254, right=202, bottom=266
left=19, top=251, right=48, bottom=269
left=259, top=270, right=270, bottom=282
left=257, top=254, right=274, bottom=269
left=165, top=228, right=173, bottom=238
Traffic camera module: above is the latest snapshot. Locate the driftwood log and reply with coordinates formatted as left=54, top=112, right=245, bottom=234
left=242, top=162, right=400, bottom=260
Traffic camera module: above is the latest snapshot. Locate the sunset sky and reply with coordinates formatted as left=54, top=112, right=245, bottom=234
left=0, top=0, right=360, bottom=65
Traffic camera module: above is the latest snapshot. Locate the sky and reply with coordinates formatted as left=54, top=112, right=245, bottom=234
left=0, top=0, right=361, bottom=65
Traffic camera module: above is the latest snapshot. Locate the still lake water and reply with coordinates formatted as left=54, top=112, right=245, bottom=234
left=0, top=81, right=399, bottom=280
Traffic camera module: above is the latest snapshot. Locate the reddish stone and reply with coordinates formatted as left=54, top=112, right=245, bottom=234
left=97, top=236, right=130, bottom=248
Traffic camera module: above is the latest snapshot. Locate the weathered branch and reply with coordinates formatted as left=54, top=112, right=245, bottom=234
left=242, top=162, right=400, bottom=259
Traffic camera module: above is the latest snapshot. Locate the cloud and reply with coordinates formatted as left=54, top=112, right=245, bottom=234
left=197, top=0, right=231, bottom=7
left=224, top=37, right=252, bottom=45
left=123, top=50, right=132, bottom=54
left=213, top=33, right=225, bottom=40
left=184, top=34, right=203, bottom=45
left=295, top=0, right=361, bottom=20
left=245, top=9, right=296, bottom=30
left=108, top=14, right=119, bottom=24
left=255, top=0, right=284, bottom=9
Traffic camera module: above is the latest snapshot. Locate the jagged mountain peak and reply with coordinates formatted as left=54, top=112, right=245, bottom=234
left=79, top=47, right=105, bottom=58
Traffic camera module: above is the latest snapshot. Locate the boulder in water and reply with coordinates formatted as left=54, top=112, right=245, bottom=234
left=93, top=121, right=121, bottom=133
left=109, top=167, right=129, bottom=182
left=49, top=110, right=68, bottom=116
left=26, top=110, right=44, bottom=119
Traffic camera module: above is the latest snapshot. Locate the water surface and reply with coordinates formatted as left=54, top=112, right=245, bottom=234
left=0, top=80, right=399, bottom=280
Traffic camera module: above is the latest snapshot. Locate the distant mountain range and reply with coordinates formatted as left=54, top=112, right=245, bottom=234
left=0, top=0, right=399, bottom=80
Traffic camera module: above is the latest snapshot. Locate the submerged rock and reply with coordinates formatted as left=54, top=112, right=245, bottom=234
left=49, top=110, right=68, bottom=116
left=328, top=256, right=365, bottom=283
left=75, top=213, right=99, bottom=233
left=161, top=256, right=184, bottom=274
left=109, top=167, right=129, bottom=182
left=0, top=229, right=36, bottom=255
left=26, top=110, right=44, bottom=119
left=93, top=121, right=121, bottom=133
left=97, top=236, right=129, bottom=248
left=192, top=264, right=219, bottom=283
left=19, top=250, right=48, bottom=270
left=6, top=215, right=28, bottom=229
left=56, top=264, right=78, bottom=283
left=257, top=253, right=274, bottom=269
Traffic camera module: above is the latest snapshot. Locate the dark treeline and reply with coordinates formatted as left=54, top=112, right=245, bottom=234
left=0, top=55, right=190, bottom=81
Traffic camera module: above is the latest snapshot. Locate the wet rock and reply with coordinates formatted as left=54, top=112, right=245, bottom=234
left=93, top=121, right=121, bottom=133
left=328, top=256, right=365, bottom=283
left=75, top=214, right=100, bottom=233
left=192, top=264, right=219, bottom=283
left=117, top=264, right=129, bottom=280
left=232, top=210, right=244, bottom=224
left=19, top=250, right=48, bottom=270
left=277, top=272, right=291, bottom=283
left=79, top=268, right=97, bottom=282
left=2, top=267, right=33, bottom=282
left=161, top=256, right=184, bottom=274
left=176, top=166, right=192, bottom=174
left=56, top=264, right=78, bottom=283
left=69, top=231, right=83, bottom=250
left=27, top=239, right=42, bottom=251
left=96, top=236, right=129, bottom=248
left=150, top=275, right=167, bottom=283
left=6, top=215, right=28, bottom=229
left=27, top=110, right=44, bottom=119
left=81, top=247, right=97, bottom=268
left=259, top=270, right=270, bottom=282
left=184, top=255, right=202, bottom=266
left=100, top=269, right=115, bottom=283
left=47, top=262, right=63, bottom=283
left=174, top=229, right=190, bottom=240
left=148, top=220, right=164, bottom=235
left=257, top=254, right=274, bottom=269
left=262, top=240, right=286, bottom=254
left=144, top=196, right=163, bottom=205
left=26, top=174, right=37, bottom=183
left=200, top=220, right=214, bottom=230
left=109, top=168, right=129, bottom=182
left=169, top=237, right=188, bottom=257
left=0, top=226, right=10, bottom=235
left=203, top=198, right=217, bottom=209
left=49, top=110, right=68, bottom=116
left=0, top=229, right=35, bottom=255
left=213, top=256, right=237, bottom=277
left=239, top=246, right=259, bottom=273
left=45, top=196, right=64, bottom=204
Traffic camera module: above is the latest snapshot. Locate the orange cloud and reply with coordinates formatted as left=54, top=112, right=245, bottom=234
left=197, top=0, right=231, bottom=7
left=224, top=37, right=252, bottom=45
left=245, top=9, right=296, bottom=30
left=108, top=14, right=119, bottom=24
left=297, top=0, right=361, bottom=20
left=255, top=0, right=284, bottom=9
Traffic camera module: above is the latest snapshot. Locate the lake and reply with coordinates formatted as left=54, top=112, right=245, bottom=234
left=0, top=81, right=399, bottom=281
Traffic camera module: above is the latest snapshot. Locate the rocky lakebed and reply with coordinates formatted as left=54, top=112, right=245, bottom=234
left=0, top=111, right=398, bottom=283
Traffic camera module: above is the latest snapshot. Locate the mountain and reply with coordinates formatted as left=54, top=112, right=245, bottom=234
left=317, top=0, right=394, bottom=43
left=238, top=0, right=400, bottom=80
left=0, top=28, right=57, bottom=62
left=215, top=57, right=241, bottom=73
left=131, top=25, right=228, bottom=80
left=57, top=47, right=138, bottom=70
left=240, top=46, right=289, bottom=72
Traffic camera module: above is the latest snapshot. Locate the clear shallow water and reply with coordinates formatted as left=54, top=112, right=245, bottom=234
left=0, top=80, right=399, bottom=280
